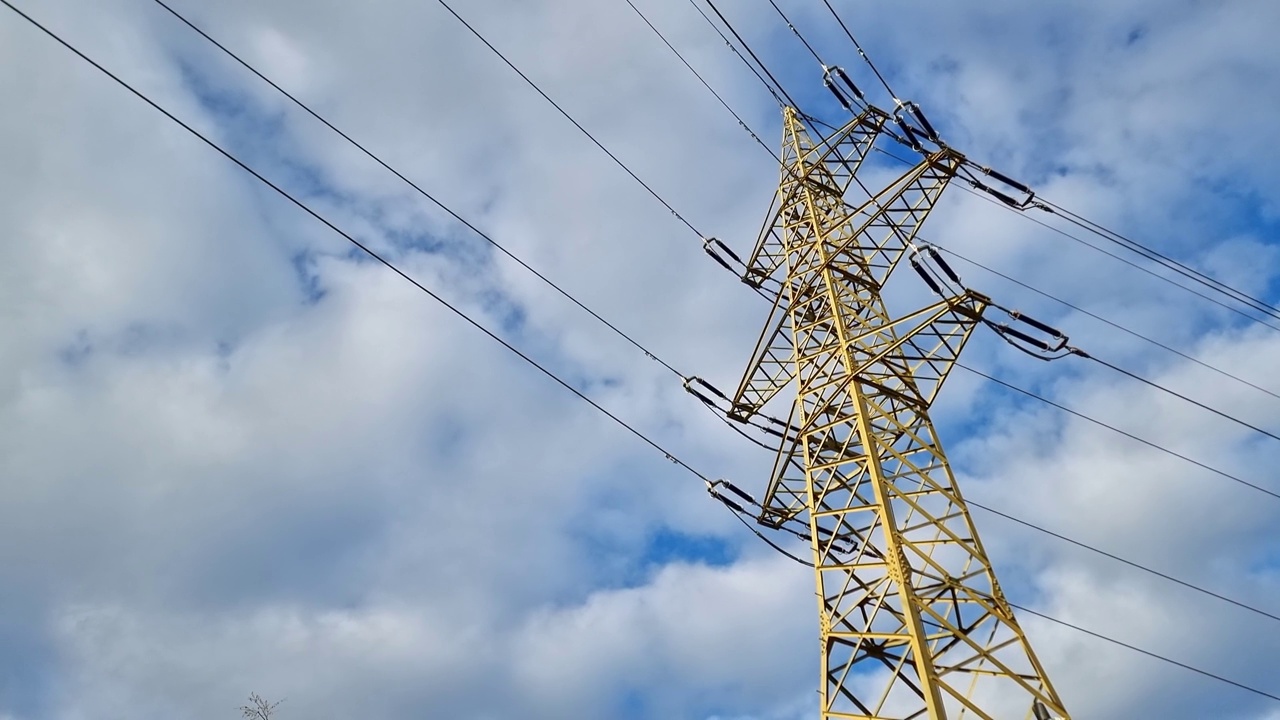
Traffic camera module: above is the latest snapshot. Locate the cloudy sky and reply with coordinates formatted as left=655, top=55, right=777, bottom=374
left=3, top=0, right=1280, bottom=718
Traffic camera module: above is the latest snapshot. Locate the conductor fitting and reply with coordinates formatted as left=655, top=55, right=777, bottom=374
left=984, top=303, right=1075, bottom=360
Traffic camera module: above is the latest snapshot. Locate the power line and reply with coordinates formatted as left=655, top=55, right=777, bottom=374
left=681, top=0, right=784, bottom=108
left=771, top=493, right=1280, bottom=702
left=765, top=0, right=824, bottom=67
left=149, top=1, right=1280, bottom=646
left=432, top=0, right=707, bottom=239
left=619, top=0, right=829, bottom=205
left=926, top=196, right=1280, bottom=427
left=1010, top=602, right=1280, bottom=703
left=970, top=501, right=1280, bottom=626
left=817, top=0, right=898, bottom=102
left=0, top=0, right=709, bottom=486
left=956, top=363, right=1280, bottom=503
left=725, top=506, right=813, bottom=568
left=853, top=134, right=1280, bottom=447
left=740, top=1, right=1280, bottom=343
left=691, top=381, right=1280, bottom=636
left=617, top=0, right=781, bottom=165
left=1041, top=198, right=1280, bottom=325
left=22, top=0, right=1277, bottom=703
left=628, top=2, right=1280, bottom=490
left=933, top=244, right=1280, bottom=402
left=149, top=0, right=685, bottom=380
left=655, top=6, right=1280, bottom=700
left=156, top=0, right=1280, bottom=508
left=756, top=483, right=1280, bottom=704
left=436, top=0, right=802, bottom=300
left=1083, top=353, right=1280, bottom=445
left=873, top=144, right=1280, bottom=335
left=693, top=373, right=1280, bottom=628
left=638, top=10, right=1280, bottom=416
left=806, top=9, right=1280, bottom=331
left=16, top=0, right=826, bottom=570
left=958, top=183, right=1280, bottom=333
left=702, top=0, right=803, bottom=110
left=630, top=0, right=1280, bottom=533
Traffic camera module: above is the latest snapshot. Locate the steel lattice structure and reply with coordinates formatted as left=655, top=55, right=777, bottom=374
left=730, top=106, right=1070, bottom=720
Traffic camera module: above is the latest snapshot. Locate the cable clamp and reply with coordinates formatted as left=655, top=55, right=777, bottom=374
left=966, top=162, right=1036, bottom=209
left=909, top=243, right=967, bottom=297
left=984, top=304, right=1073, bottom=360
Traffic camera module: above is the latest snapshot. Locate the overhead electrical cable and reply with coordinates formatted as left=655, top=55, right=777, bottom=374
left=970, top=500, right=1280, bottom=626
left=1009, top=602, right=1280, bottom=703
left=725, top=508, right=813, bottom=568
left=429, top=0, right=792, bottom=300
left=10, top=2, right=1278, bottom=702
left=635, top=2, right=1280, bottom=404
left=626, top=0, right=1280, bottom=461
left=676, top=0, right=1280, bottom=344
left=145, top=0, right=879, bottom=544
left=149, top=0, right=686, bottom=380
left=1039, top=197, right=1280, bottom=323
left=681, top=0, right=784, bottom=107
left=872, top=144, right=1280, bottom=334
left=664, top=4, right=1280, bottom=701
left=702, top=0, right=803, bottom=109
left=632, top=4, right=1280, bottom=455
left=758, top=486, right=1280, bottom=705
left=761, top=525, right=1280, bottom=703
left=739, top=0, right=1280, bottom=337
left=618, top=0, right=854, bottom=217
left=690, top=379, right=1280, bottom=627
left=765, top=0, right=824, bottom=66
left=30, top=0, right=819, bottom=566
left=959, top=183, right=1280, bottom=332
left=956, top=363, right=1280, bottom=502
left=933, top=244, right=1280, bottom=401
left=752, top=9, right=1280, bottom=333
left=1083, top=354, right=1280, bottom=444
left=0, top=0, right=710, bottom=486
left=431, top=0, right=706, bottom=239
left=816, top=0, right=898, bottom=102
left=617, top=0, right=781, bottom=165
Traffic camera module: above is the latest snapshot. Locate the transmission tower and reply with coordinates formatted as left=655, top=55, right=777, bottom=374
left=729, top=105, right=1070, bottom=719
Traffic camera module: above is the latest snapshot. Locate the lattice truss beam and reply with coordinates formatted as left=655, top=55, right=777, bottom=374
left=731, top=107, right=1069, bottom=720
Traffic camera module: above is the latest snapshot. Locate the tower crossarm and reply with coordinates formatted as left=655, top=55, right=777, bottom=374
left=744, top=107, right=889, bottom=287
left=755, top=291, right=988, bottom=531
left=732, top=108, right=964, bottom=424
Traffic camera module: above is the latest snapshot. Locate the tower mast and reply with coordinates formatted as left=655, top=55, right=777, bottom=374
left=731, top=106, right=1068, bottom=719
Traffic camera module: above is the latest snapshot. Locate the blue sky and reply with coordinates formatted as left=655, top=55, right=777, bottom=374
left=2, top=0, right=1280, bottom=718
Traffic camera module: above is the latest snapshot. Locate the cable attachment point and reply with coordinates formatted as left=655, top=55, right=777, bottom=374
left=683, top=375, right=730, bottom=407
left=984, top=303, right=1074, bottom=360
left=706, top=478, right=758, bottom=514
left=706, top=480, right=745, bottom=514
left=966, top=163, right=1037, bottom=209
left=702, top=236, right=735, bottom=273
left=703, top=236, right=750, bottom=279
left=894, top=114, right=924, bottom=152
left=898, top=100, right=940, bottom=142
left=909, top=243, right=966, bottom=298
left=886, top=99, right=943, bottom=153
left=822, top=65, right=865, bottom=113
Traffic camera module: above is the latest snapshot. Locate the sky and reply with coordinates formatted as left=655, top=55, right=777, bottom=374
left=2, top=0, right=1280, bottom=718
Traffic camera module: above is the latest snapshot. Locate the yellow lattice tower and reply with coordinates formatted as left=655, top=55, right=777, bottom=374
left=731, top=106, right=1069, bottom=720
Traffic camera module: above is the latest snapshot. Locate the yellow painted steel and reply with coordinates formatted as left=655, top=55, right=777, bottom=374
left=731, top=107, right=1069, bottom=720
